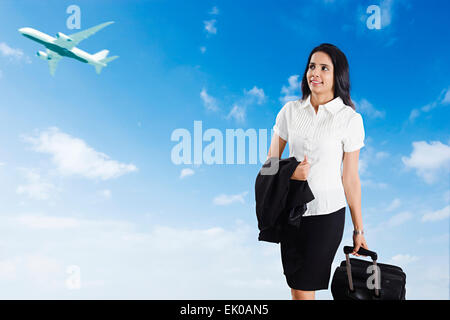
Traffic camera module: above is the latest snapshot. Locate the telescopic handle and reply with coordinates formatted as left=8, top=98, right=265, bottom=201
left=344, top=246, right=378, bottom=261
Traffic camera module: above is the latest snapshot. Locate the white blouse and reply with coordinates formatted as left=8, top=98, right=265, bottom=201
left=273, top=94, right=365, bottom=216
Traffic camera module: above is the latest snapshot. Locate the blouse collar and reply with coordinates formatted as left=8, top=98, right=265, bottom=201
left=300, top=94, right=346, bottom=115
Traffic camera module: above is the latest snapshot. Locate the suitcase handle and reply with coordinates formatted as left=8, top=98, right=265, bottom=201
left=344, top=246, right=378, bottom=261
left=343, top=246, right=380, bottom=297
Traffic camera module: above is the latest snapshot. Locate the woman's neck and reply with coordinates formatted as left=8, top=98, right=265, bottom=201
left=310, top=92, right=335, bottom=111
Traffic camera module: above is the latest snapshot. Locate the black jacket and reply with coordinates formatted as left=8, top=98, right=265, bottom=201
left=255, top=157, right=315, bottom=243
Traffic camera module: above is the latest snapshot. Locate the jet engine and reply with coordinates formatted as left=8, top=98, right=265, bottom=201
left=56, top=32, right=73, bottom=42
left=36, top=50, right=49, bottom=60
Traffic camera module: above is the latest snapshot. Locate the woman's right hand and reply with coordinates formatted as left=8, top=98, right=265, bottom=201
left=291, top=154, right=310, bottom=181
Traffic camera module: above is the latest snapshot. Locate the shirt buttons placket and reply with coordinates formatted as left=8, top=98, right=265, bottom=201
left=304, top=138, right=311, bottom=157
left=305, top=110, right=318, bottom=161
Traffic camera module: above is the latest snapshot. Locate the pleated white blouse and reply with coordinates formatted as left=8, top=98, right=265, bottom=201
left=273, top=94, right=365, bottom=216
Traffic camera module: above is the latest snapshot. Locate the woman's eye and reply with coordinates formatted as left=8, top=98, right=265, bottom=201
left=309, top=65, right=328, bottom=71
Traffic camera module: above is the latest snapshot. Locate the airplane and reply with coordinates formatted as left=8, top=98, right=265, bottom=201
left=18, top=21, right=118, bottom=76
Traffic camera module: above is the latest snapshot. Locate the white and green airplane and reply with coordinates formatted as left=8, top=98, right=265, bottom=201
left=19, top=21, right=118, bottom=76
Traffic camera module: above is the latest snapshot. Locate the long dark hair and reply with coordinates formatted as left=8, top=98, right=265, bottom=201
left=300, top=43, right=355, bottom=110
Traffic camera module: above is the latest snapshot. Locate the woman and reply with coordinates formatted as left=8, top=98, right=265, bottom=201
left=267, top=43, right=369, bottom=300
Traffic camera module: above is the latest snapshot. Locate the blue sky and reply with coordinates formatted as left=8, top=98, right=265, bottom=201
left=0, top=0, right=449, bottom=299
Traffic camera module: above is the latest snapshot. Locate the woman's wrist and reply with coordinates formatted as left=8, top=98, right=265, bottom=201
left=353, top=229, right=364, bottom=235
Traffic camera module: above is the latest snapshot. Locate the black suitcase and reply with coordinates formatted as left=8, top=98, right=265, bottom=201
left=331, top=246, right=406, bottom=300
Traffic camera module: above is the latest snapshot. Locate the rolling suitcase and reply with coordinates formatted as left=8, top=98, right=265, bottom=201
left=331, top=246, right=406, bottom=300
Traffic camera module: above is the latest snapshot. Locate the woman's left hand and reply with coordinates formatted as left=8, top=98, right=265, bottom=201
left=352, top=234, right=368, bottom=257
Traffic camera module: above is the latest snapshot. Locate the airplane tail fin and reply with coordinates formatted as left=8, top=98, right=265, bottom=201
left=92, top=49, right=109, bottom=61
left=101, top=55, right=119, bottom=64
left=93, top=55, right=119, bottom=74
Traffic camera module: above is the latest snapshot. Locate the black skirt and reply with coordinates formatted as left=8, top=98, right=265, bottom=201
left=280, top=207, right=345, bottom=291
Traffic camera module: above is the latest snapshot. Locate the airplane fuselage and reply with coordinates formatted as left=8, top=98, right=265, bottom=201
left=19, top=22, right=117, bottom=75
left=19, top=28, right=106, bottom=67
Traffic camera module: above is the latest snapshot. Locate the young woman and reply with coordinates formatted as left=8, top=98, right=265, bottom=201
left=267, top=43, right=369, bottom=300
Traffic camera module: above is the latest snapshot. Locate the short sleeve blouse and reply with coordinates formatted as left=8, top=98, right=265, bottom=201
left=272, top=94, right=365, bottom=216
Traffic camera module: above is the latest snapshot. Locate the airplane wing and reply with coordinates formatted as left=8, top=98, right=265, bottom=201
left=67, top=21, right=114, bottom=47
left=46, top=49, right=62, bottom=76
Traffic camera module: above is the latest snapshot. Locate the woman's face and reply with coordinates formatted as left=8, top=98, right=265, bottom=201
left=306, top=51, right=334, bottom=95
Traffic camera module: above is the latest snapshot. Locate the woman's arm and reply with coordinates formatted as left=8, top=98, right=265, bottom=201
left=342, top=149, right=368, bottom=256
left=267, top=133, right=309, bottom=180
left=267, top=133, right=287, bottom=159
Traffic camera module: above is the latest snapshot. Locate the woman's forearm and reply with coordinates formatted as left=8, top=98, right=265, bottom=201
left=342, top=175, right=364, bottom=230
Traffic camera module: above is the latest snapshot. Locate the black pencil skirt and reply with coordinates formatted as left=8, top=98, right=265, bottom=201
left=280, top=206, right=345, bottom=291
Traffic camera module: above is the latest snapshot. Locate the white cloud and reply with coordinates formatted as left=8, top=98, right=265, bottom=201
left=375, top=151, right=389, bottom=160
left=401, top=141, right=450, bottom=184
left=357, top=143, right=389, bottom=176
left=213, top=191, right=248, bottom=206
left=389, top=254, right=419, bottom=266
left=1, top=209, right=447, bottom=299
left=200, top=46, right=206, bottom=54
left=421, top=102, right=436, bottom=112
left=99, top=189, right=111, bottom=199
left=386, top=198, right=401, bottom=212
left=386, top=211, right=412, bottom=227
left=421, top=205, right=450, bottom=222
left=0, top=213, right=288, bottom=299
left=0, top=42, right=24, bottom=58
left=209, top=6, right=219, bottom=15
left=10, top=214, right=134, bottom=232
left=226, top=104, right=246, bottom=123
left=366, top=0, right=408, bottom=29
left=410, top=103, right=435, bottom=121
left=0, top=42, right=31, bottom=63
left=0, top=259, right=17, bottom=280
left=380, top=0, right=395, bottom=28
left=355, top=98, right=385, bottom=119
left=25, top=254, right=65, bottom=288
left=22, top=127, right=138, bottom=181
left=16, top=168, right=57, bottom=200
left=204, top=19, right=217, bottom=34
left=244, top=86, right=266, bottom=105
left=357, top=142, right=392, bottom=184
left=405, top=256, right=449, bottom=299
left=180, top=168, right=195, bottom=179
left=417, top=233, right=449, bottom=245
left=383, top=37, right=397, bottom=48
left=280, top=75, right=301, bottom=104
left=201, top=84, right=266, bottom=124
left=408, top=108, right=420, bottom=122
left=200, top=85, right=265, bottom=123
left=360, top=178, right=388, bottom=189
left=443, top=190, right=450, bottom=203
left=442, top=86, right=450, bottom=104
left=17, top=214, right=80, bottom=229
left=200, top=88, right=219, bottom=111
left=409, top=86, right=450, bottom=122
